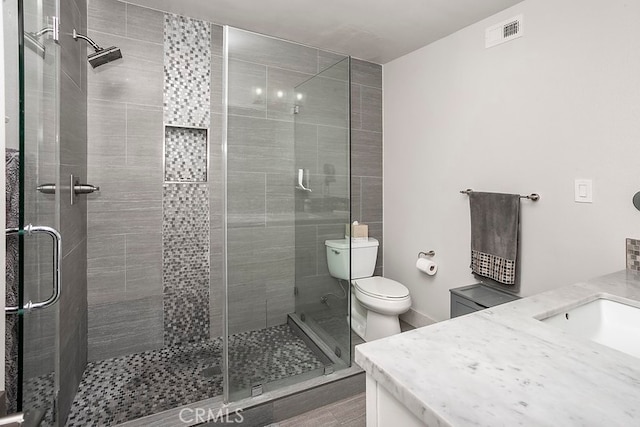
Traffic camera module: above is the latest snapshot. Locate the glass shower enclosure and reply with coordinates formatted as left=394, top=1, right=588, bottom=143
left=224, top=27, right=352, bottom=400
left=4, top=7, right=354, bottom=422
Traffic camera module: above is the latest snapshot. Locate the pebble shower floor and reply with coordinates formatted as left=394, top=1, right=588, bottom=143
left=64, top=324, right=324, bottom=426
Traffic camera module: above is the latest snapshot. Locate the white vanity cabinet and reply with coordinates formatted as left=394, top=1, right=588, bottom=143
left=365, top=375, right=425, bottom=427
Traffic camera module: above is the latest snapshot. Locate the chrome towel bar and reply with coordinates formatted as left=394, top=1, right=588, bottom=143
left=460, top=189, right=540, bottom=201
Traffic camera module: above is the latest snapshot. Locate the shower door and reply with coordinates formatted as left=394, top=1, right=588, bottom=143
left=4, top=0, right=61, bottom=423
left=224, top=27, right=351, bottom=402
left=293, top=57, right=352, bottom=368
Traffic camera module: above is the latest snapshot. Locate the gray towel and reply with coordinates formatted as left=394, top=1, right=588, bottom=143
left=469, top=192, right=520, bottom=285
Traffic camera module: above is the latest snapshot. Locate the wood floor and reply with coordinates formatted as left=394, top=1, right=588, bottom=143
left=271, top=392, right=366, bottom=427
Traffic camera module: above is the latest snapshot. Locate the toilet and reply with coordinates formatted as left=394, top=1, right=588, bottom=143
left=325, top=238, right=411, bottom=341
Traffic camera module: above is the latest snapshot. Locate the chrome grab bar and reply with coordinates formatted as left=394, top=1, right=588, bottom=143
left=295, top=168, right=312, bottom=192
left=5, top=224, right=61, bottom=314
left=0, top=413, right=24, bottom=426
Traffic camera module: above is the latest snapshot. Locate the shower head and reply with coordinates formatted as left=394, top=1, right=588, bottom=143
left=88, top=46, right=122, bottom=68
left=73, top=29, right=123, bottom=68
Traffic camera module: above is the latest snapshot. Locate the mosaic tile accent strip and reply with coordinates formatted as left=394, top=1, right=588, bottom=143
left=164, top=288, right=210, bottom=345
left=164, top=14, right=211, bottom=128
left=164, top=126, right=208, bottom=182
left=163, top=183, right=210, bottom=293
left=66, top=324, right=325, bottom=426
left=163, top=183, right=210, bottom=344
left=626, top=238, right=640, bottom=271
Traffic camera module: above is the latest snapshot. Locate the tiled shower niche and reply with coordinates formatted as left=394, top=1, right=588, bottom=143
left=164, top=126, right=208, bottom=182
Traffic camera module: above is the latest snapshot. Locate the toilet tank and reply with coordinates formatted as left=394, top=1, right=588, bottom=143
left=325, top=238, right=379, bottom=280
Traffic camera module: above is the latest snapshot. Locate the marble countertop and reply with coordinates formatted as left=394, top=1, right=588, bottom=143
left=355, top=270, right=640, bottom=426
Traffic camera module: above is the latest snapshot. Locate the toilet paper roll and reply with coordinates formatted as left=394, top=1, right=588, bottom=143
left=416, top=258, right=438, bottom=276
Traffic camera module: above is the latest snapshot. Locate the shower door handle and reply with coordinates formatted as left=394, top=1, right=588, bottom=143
left=295, top=168, right=312, bottom=192
left=5, top=224, right=61, bottom=314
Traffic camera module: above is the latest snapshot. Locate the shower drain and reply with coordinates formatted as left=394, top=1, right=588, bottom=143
left=201, top=366, right=222, bottom=378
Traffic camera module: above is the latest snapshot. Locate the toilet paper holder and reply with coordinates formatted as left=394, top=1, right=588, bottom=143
left=418, top=250, right=435, bottom=258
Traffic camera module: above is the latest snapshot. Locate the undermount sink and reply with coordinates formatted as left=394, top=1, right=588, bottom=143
left=540, top=297, right=640, bottom=359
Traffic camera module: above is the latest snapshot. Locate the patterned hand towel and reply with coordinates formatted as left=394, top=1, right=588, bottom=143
left=469, top=192, right=520, bottom=285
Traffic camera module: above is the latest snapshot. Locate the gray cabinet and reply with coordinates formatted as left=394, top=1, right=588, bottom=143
left=450, top=284, right=520, bottom=318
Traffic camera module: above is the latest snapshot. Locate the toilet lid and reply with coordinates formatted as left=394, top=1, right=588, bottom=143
left=354, top=277, right=409, bottom=299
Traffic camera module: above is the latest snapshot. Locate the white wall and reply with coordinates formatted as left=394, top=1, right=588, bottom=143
left=383, top=0, right=640, bottom=322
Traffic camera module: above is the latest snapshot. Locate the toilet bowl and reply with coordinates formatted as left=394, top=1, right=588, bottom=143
left=325, top=238, right=412, bottom=341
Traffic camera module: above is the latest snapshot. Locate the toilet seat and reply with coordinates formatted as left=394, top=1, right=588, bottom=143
left=353, top=277, right=409, bottom=300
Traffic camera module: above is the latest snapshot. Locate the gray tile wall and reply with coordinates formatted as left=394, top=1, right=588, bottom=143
left=57, top=0, right=89, bottom=423
left=351, top=59, right=384, bottom=276
left=87, top=1, right=215, bottom=357
left=87, top=0, right=165, bottom=361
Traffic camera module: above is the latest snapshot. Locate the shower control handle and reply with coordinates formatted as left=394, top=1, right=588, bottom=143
left=36, top=182, right=100, bottom=195
left=36, top=183, right=56, bottom=194
left=37, top=175, right=100, bottom=205
left=74, top=184, right=100, bottom=194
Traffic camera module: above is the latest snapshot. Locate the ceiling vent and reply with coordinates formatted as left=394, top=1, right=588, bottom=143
left=485, top=14, right=523, bottom=48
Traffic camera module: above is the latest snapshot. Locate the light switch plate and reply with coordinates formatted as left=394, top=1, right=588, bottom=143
left=575, top=179, right=593, bottom=203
